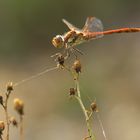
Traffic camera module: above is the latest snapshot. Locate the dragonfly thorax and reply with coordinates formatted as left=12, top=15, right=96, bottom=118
left=52, top=35, right=65, bottom=48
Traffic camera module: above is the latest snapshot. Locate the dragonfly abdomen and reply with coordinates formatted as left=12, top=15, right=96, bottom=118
left=103, top=28, right=140, bottom=35
left=84, top=27, right=140, bottom=39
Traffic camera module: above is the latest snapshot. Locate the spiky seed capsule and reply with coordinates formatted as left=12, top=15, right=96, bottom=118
left=91, top=102, right=98, bottom=112
left=0, top=121, right=5, bottom=132
left=14, top=98, right=24, bottom=115
left=10, top=117, right=18, bottom=127
left=57, top=54, right=65, bottom=66
left=69, top=88, right=76, bottom=96
left=0, top=95, right=3, bottom=105
left=73, top=60, right=81, bottom=73
left=6, top=82, right=13, bottom=92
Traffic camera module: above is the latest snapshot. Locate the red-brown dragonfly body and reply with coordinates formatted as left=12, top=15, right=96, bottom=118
left=52, top=17, right=140, bottom=50
left=86, top=27, right=140, bottom=38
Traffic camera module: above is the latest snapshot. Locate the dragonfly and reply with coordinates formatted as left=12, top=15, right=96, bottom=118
left=52, top=16, right=140, bottom=57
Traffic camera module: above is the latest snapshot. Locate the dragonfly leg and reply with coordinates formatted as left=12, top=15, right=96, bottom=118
left=70, top=47, right=84, bottom=59
left=51, top=52, right=62, bottom=62
left=73, top=47, right=84, bottom=55
left=70, top=48, right=78, bottom=59
left=62, top=43, right=72, bottom=60
left=63, top=49, right=71, bottom=60
left=51, top=52, right=61, bottom=58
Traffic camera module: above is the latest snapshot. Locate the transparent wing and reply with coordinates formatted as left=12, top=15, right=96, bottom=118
left=82, top=17, right=104, bottom=38
left=62, top=19, right=81, bottom=31
left=82, top=17, right=103, bottom=32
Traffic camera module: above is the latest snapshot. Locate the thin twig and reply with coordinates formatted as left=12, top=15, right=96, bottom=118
left=14, top=66, right=58, bottom=87
left=4, top=92, right=10, bottom=140
left=0, top=133, right=3, bottom=140
left=19, top=115, right=23, bottom=140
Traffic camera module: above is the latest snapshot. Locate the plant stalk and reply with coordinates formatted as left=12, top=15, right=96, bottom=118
left=4, top=93, right=10, bottom=140
left=19, top=115, right=23, bottom=140
left=75, top=79, right=95, bottom=140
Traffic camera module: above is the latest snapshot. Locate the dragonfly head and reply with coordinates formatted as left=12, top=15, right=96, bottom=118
left=52, top=35, right=64, bottom=48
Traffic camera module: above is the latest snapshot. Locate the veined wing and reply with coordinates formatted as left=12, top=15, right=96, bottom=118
left=62, top=19, right=81, bottom=32
left=82, top=17, right=104, bottom=38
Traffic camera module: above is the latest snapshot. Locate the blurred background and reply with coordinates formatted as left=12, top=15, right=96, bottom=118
left=0, top=0, right=140, bottom=140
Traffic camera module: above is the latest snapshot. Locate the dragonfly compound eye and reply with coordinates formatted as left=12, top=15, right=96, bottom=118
left=52, top=35, right=64, bottom=48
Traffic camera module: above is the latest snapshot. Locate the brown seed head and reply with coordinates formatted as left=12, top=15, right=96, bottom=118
left=0, top=121, right=5, bottom=132
left=91, top=101, right=98, bottom=112
left=14, top=98, right=24, bottom=115
left=57, top=54, right=65, bottom=66
left=72, top=60, right=81, bottom=73
left=10, top=117, right=18, bottom=127
left=6, top=82, right=13, bottom=92
left=69, top=88, right=76, bottom=96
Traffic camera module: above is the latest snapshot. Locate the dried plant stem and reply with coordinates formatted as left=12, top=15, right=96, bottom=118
left=0, top=134, right=3, bottom=140
left=14, top=66, right=58, bottom=87
left=19, top=115, right=23, bottom=140
left=75, top=79, right=95, bottom=140
left=4, top=93, right=10, bottom=140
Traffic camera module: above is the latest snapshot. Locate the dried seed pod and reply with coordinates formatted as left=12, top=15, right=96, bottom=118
left=0, top=121, right=5, bottom=132
left=91, top=101, right=98, bottom=112
left=72, top=59, right=81, bottom=73
left=6, top=82, right=13, bottom=92
left=14, top=98, right=24, bottom=115
left=69, top=88, right=76, bottom=96
left=0, top=95, right=3, bottom=105
left=57, top=54, right=65, bottom=66
left=10, top=117, right=18, bottom=127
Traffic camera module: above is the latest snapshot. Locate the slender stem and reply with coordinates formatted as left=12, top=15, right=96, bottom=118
left=19, top=115, right=23, bottom=140
left=0, top=133, right=3, bottom=140
left=75, top=79, right=95, bottom=140
left=4, top=93, right=10, bottom=140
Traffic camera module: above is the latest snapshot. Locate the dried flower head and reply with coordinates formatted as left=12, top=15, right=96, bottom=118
left=10, top=117, right=18, bottom=127
left=6, top=82, right=13, bottom=92
left=0, top=121, right=5, bottom=132
left=72, top=59, right=81, bottom=73
left=69, top=88, right=76, bottom=96
left=14, top=98, right=24, bottom=115
left=90, top=101, right=98, bottom=112
left=57, top=54, right=65, bottom=66
left=0, top=95, right=3, bottom=105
